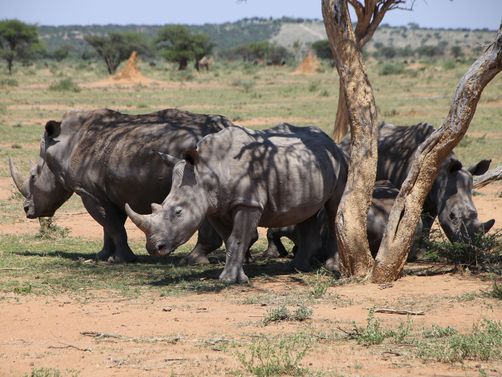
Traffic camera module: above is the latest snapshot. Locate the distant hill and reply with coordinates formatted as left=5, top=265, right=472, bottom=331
left=37, top=17, right=496, bottom=59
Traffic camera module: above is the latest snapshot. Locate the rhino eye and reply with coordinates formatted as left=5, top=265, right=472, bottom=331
left=175, top=208, right=182, bottom=216
left=449, top=212, right=457, bottom=221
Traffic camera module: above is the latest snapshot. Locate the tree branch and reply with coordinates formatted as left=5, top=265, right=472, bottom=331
left=373, top=26, right=502, bottom=283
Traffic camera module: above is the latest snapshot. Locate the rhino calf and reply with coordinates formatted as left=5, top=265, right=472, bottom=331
left=264, top=180, right=423, bottom=263
left=126, top=123, right=348, bottom=283
left=9, top=108, right=233, bottom=263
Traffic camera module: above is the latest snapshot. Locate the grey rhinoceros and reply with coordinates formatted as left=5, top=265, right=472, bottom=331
left=265, top=121, right=493, bottom=262
left=376, top=122, right=494, bottom=244
left=125, top=123, right=348, bottom=283
left=263, top=180, right=423, bottom=261
left=9, top=108, right=234, bottom=263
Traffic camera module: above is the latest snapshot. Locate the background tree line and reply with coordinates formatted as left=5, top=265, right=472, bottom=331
left=0, top=17, right=495, bottom=75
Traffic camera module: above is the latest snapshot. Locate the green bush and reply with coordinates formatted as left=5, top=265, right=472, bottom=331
left=379, top=62, right=405, bottom=75
left=48, top=78, right=80, bottom=92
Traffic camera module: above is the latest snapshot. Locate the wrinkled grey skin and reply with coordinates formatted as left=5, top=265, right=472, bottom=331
left=126, top=123, right=348, bottom=283
left=264, top=180, right=423, bottom=261
left=375, top=123, right=494, bottom=244
left=9, top=108, right=232, bottom=263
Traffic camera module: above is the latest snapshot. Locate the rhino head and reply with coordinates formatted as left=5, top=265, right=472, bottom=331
left=126, top=150, right=211, bottom=256
left=435, top=158, right=495, bottom=244
left=9, top=157, right=73, bottom=218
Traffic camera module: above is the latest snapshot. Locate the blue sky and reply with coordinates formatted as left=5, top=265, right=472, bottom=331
left=2, top=0, right=501, bottom=29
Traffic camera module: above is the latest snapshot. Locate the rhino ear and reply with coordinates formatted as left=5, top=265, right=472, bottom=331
left=172, top=160, right=196, bottom=188
left=45, top=120, right=61, bottom=139
left=468, top=159, right=491, bottom=176
left=184, top=148, right=200, bottom=165
left=155, top=151, right=180, bottom=166
left=448, top=159, right=463, bottom=173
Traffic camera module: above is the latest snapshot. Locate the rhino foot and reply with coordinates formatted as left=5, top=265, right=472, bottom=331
left=107, top=252, right=138, bottom=264
left=179, top=252, right=211, bottom=266
left=262, top=245, right=287, bottom=259
left=324, top=256, right=340, bottom=273
left=291, top=258, right=313, bottom=273
left=96, top=249, right=114, bottom=261
left=219, top=266, right=249, bottom=284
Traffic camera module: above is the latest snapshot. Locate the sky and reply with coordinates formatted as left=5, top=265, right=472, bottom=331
left=1, top=0, right=501, bottom=29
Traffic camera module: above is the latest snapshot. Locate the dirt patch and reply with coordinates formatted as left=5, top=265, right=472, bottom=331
left=0, top=178, right=15, bottom=201
left=86, top=51, right=154, bottom=88
left=0, top=274, right=500, bottom=376
left=294, top=51, right=320, bottom=75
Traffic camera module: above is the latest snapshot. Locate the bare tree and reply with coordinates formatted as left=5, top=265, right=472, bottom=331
left=322, top=0, right=377, bottom=277
left=373, top=26, right=502, bottom=282
left=323, top=0, right=502, bottom=281
left=331, top=0, right=414, bottom=142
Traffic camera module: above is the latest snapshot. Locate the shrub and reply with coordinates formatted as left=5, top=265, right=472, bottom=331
left=379, top=62, right=405, bottom=75
left=236, top=334, right=311, bottom=377
left=48, top=78, right=80, bottom=92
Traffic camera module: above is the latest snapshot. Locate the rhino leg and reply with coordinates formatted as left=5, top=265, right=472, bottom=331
left=81, top=195, right=137, bottom=263
left=96, top=233, right=115, bottom=261
left=218, top=206, right=261, bottom=284
left=263, top=227, right=293, bottom=258
left=292, top=214, right=322, bottom=272
left=180, top=218, right=222, bottom=265
left=323, top=193, right=343, bottom=273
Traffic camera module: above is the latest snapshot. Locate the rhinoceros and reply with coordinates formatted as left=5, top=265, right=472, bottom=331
left=125, top=123, right=348, bottom=283
left=264, top=180, right=423, bottom=261
left=9, top=108, right=234, bottom=263
left=375, top=122, right=494, bottom=244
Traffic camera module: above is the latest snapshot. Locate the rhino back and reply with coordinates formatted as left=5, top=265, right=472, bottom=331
left=48, top=109, right=230, bottom=214
left=376, top=122, right=435, bottom=187
left=198, top=124, right=346, bottom=227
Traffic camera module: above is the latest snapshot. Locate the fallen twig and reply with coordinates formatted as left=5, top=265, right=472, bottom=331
left=81, top=331, right=121, bottom=339
left=374, top=308, right=424, bottom=316
left=48, top=343, right=91, bottom=352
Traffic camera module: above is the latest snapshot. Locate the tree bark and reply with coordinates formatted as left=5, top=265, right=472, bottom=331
left=322, top=0, right=378, bottom=277
left=333, top=83, right=349, bottom=142
left=372, top=26, right=502, bottom=283
left=332, top=0, right=409, bottom=141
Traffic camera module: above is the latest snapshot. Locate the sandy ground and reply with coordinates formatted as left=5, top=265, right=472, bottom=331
left=0, top=274, right=501, bottom=376
left=0, top=179, right=501, bottom=376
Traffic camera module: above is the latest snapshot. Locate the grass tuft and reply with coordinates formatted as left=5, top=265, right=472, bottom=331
left=48, top=78, right=81, bottom=92
left=262, top=305, right=313, bottom=326
left=236, top=334, right=311, bottom=377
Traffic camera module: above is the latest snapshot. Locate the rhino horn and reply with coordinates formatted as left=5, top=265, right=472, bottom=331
left=125, top=203, right=150, bottom=232
left=151, top=203, right=162, bottom=213
left=8, top=158, right=29, bottom=198
left=483, top=219, right=495, bottom=233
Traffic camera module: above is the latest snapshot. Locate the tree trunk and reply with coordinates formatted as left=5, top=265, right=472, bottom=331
left=178, top=58, right=188, bottom=71
left=372, top=26, right=502, bottom=283
left=322, top=0, right=377, bottom=277
left=7, top=56, right=13, bottom=75
left=333, top=82, right=349, bottom=142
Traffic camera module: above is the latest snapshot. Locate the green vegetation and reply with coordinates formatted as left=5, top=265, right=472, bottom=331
left=48, top=77, right=81, bottom=92
left=262, top=305, right=313, bottom=325
left=0, top=19, right=39, bottom=74
left=417, top=320, right=502, bottom=362
left=423, top=232, right=502, bottom=273
left=84, top=31, right=150, bottom=74
left=311, top=40, right=332, bottom=61
left=156, top=25, right=213, bottom=70
left=24, top=368, right=79, bottom=377
left=236, top=334, right=311, bottom=377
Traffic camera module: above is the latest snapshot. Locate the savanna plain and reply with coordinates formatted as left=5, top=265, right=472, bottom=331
left=0, top=57, right=502, bottom=376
